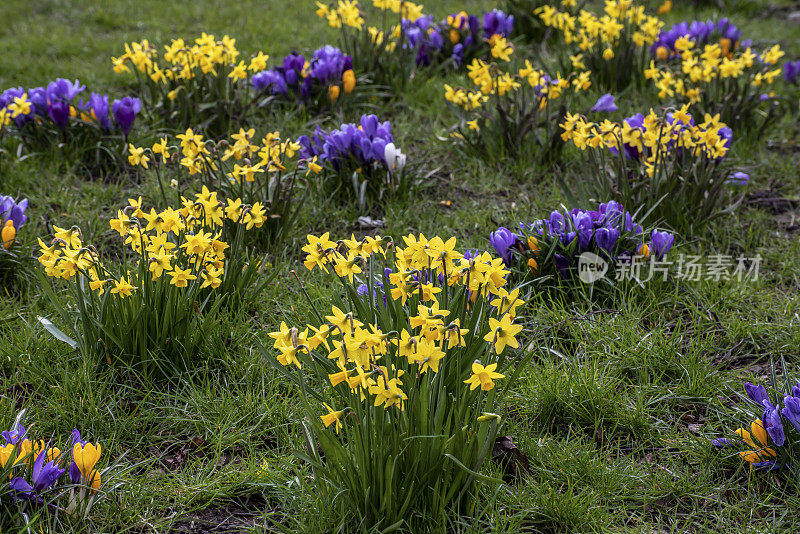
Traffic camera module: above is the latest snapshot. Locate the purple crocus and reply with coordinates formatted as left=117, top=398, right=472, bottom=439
left=9, top=450, right=65, bottom=503
left=2, top=423, right=26, bottom=445
left=650, top=230, right=674, bottom=260
left=783, top=60, right=800, bottom=85
left=301, top=114, right=396, bottom=172
left=489, top=227, right=519, bottom=265
left=45, top=78, right=85, bottom=103
left=712, top=437, right=735, bottom=448
left=482, top=9, right=514, bottom=38
left=547, top=211, right=566, bottom=236
left=28, top=87, right=48, bottom=116
left=112, top=96, right=141, bottom=137
left=745, top=382, right=771, bottom=407
left=781, top=383, right=800, bottom=433
left=48, top=100, right=70, bottom=130
left=252, top=70, right=288, bottom=95
left=553, top=254, right=570, bottom=277
left=0, top=196, right=28, bottom=230
left=590, top=94, right=617, bottom=113
left=782, top=403, right=800, bottom=432
left=762, top=404, right=785, bottom=446
left=725, top=172, right=750, bottom=186
left=86, top=93, right=111, bottom=130
left=595, top=227, right=619, bottom=251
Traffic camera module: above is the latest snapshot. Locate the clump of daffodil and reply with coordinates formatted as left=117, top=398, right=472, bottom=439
left=37, top=190, right=268, bottom=375
left=260, top=232, right=533, bottom=530
left=112, top=34, right=269, bottom=135
left=444, top=53, right=583, bottom=165
left=537, top=0, right=663, bottom=91
left=560, top=106, right=736, bottom=232
left=645, top=36, right=785, bottom=131
left=129, top=126, right=303, bottom=251
left=503, top=0, right=579, bottom=44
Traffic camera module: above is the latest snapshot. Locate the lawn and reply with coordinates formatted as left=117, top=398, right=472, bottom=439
left=2, top=0, right=800, bottom=532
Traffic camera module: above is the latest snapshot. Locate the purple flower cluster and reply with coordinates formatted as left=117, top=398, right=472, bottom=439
left=403, top=15, right=447, bottom=66
left=3, top=424, right=101, bottom=504
left=252, top=46, right=353, bottom=99
left=783, top=60, right=800, bottom=85
left=491, top=201, right=675, bottom=276
left=298, top=114, right=395, bottom=171
left=652, top=19, right=748, bottom=59
left=402, top=9, right=513, bottom=66
left=0, top=195, right=28, bottom=231
left=0, top=79, right=140, bottom=136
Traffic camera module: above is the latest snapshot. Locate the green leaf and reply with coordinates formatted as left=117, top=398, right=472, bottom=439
left=37, top=316, right=78, bottom=349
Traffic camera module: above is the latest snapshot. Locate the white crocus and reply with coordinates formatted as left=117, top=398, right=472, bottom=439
left=384, top=142, right=406, bottom=175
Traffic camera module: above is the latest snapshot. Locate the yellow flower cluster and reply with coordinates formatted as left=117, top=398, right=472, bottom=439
left=0, top=107, right=11, bottom=133
left=38, top=188, right=266, bottom=296
left=561, top=105, right=731, bottom=176
left=645, top=41, right=784, bottom=103
left=315, top=1, right=366, bottom=30
left=537, top=0, right=662, bottom=53
left=112, top=33, right=267, bottom=85
left=316, top=0, right=425, bottom=31
left=444, top=59, right=579, bottom=127
left=316, top=0, right=430, bottom=56
left=373, top=0, right=424, bottom=19
left=270, top=233, right=523, bottom=429
left=128, top=127, right=302, bottom=179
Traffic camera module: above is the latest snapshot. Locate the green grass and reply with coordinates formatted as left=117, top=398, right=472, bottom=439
left=3, top=0, right=800, bottom=532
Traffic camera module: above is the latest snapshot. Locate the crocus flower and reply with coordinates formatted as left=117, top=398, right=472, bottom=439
left=1, top=423, right=26, bottom=445
left=112, top=96, right=141, bottom=137
left=725, top=172, right=750, bottom=186
left=45, top=78, right=85, bottom=103
left=736, top=419, right=777, bottom=468
left=762, top=404, right=785, bottom=446
left=0, top=196, right=28, bottom=230
left=590, top=94, right=617, bottom=113
left=452, top=43, right=464, bottom=64
left=595, top=227, right=619, bottom=251
left=48, top=100, right=70, bottom=129
left=489, top=227, right=519, bottom=265
left=300, top=114, right=396, bottom=171
left=783, top=60, right=800, bottom=85
left=781, top=383, right=800, bottom=433
left=650, top=230, right=674, bottom=260
left=482, top=9, right=514, bottom=38
left=73, top=442, right=101, bottom=481
left=86, top=93, right=111, bottom=130
left=28, top=87, right=48, bottom=116
left=384, top=142, right=406, bottom=175
left=553, top=254, right=570, bottom=277
left=745, top=382, right=771, bottom=408
left=9, top=449, right=65, bottom=503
